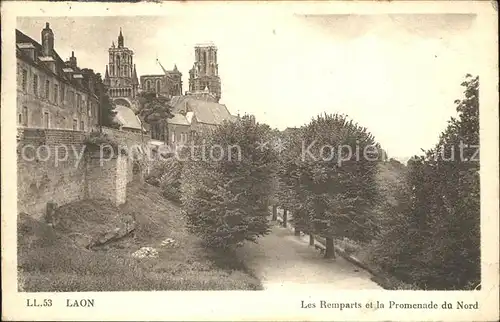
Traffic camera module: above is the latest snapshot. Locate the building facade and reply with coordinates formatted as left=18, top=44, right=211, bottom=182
left=148, top=95, right=234, bottom=147
left=16, top=23, right=100, bottom=131
left=188, top=44, right=222, bottom=102
left=140, top=62, right=182, bottom=97
left=103, top=29, right=140, bottom=107
left=143, top=43, right=233, bottom=146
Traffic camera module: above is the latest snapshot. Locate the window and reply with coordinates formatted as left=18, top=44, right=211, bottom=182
left=69, top=90, right=74, bottom=107
left=22, top=69, right=28, bottom=91
left=33, top=74, right=38, bottom=96
left=80, top=121, right=84, bottom=131
left=171, top=132, right=175, bottom=144
left=87, top=100, right=91, bottom=116
left=54, top=84, right=59, bottom=103
left=45, top=80, right=50, bottom=100
left=146, top=80, right=151, bottom=91
left=23, top=106, right=28, bottom=126
left=156, top=80, right=161, bottom=93
left=18, top=114, right=22, bottom=124
left=61, top=84, right=65, bottom=103
left=43, top=112, right=49, bottom=129
left=76, top=93, right=81, bottom=112
left=73, top=119, right=78, bottom=130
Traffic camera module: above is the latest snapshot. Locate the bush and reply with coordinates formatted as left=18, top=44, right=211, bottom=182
left=145, top=157, right=182, bottom=202
left=84, top=131, right=123, bottom=155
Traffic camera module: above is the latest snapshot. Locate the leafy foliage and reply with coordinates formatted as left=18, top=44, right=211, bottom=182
left=159, top=157, right=183, bottom=202
left=84, top=131, right=123, bottom=155
left=369, top=75, right=480, bottom=290
left=136, top=92, right=174, bottom=124
left=145, top=157, right=183, bottom=202
left=94, top=73, right=120, bottom=129
left=181, top=115, right=276, bottom=249
left=274, top=114, right=381, bottom=257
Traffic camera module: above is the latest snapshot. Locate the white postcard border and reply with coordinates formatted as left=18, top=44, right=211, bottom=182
left=2, top=1, right=498, bottom=321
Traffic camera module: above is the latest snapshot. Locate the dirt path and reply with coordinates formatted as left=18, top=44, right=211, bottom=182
left=237, top=223, right=383, bottom=290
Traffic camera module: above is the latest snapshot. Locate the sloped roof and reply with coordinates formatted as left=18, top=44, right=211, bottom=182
left=169, top=113, right=190, bottom=126
left=169, top=96, right=233, bottom=126
left=186, top=100, right=232, bottom=125
left=114, top=105, right=143, bottom=130
left=170, top=95, right=190, bottom=109
left=16, top=29, right=96, bottom=97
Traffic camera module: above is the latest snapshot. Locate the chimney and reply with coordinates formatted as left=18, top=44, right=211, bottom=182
left=41, top=22, right=54, bottom=57
left=69, top=51, right=77, bottom=69
left=82, top=69, right=96, bottom=94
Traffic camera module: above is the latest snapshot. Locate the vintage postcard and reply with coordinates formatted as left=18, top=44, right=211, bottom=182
left=1, top=1, right=498, bottom=321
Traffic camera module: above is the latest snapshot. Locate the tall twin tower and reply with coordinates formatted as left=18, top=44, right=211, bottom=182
left=188, top=44, right=221, bottom=102
left=104, top=29, right=222, bottom=103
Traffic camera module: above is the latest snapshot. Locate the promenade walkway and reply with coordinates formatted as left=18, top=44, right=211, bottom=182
left=237, top=223, right=383, bottom=290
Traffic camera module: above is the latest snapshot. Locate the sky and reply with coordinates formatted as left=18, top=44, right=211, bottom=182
left=17, top=13, right=478, bottom=160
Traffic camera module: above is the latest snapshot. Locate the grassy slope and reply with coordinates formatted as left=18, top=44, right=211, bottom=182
left=18, top=183, right=262, bottom=291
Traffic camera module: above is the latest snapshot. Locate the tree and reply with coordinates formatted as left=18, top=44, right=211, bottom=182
left=300, top=114, right=381, bottom=258
left=181, top=115, right=276, bottom=249
left=274, top=127, right=312, bottom=237
left=94, top=73, right=120, bottom=129
left=369, top=74, right=480, bottom=289
left=136, top=92, right=174, bottom=143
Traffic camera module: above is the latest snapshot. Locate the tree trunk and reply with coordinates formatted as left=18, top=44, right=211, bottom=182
left=324, top=237, right=336, bottom=259
left=167, top=121, right=170, bottom=146
left=272, top=205, right=277, bottom=221
left=309, top=233, right=314, bottom=246
left=283, top=209, right=288, bottom=227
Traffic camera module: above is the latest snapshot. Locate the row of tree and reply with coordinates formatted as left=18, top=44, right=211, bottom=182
left=272, top=114, right=382, bottom=258
left=143, top=74, right=479, bottom=290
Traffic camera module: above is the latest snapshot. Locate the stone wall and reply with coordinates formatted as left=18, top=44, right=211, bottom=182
left=17, top=128, right=142, bottom=219
left=102, top=127, right=151, bottom=183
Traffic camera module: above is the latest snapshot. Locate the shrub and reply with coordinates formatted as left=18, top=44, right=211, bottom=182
left=84, top=131, right=123, bottom=155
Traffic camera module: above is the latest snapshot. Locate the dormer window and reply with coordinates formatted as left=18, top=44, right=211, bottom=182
left=18, top=43, right=36, bottom=61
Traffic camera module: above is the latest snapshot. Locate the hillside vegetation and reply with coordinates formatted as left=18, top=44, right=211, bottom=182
left=18, top=183, right=262, bottom=291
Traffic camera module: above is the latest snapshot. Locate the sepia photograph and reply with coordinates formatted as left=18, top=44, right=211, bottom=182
left=2, top=1, right=499, bottom=321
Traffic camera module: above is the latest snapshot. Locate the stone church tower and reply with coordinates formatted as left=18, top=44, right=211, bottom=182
left=188, top=44, right=221, bottom=102
left=104, top=28, right=139, bottom=103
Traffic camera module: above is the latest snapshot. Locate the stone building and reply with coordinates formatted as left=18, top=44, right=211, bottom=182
left=103, top=28, right=140, bottom=107
left=140, top=61, right=182, bottom=97
left=144, top=44, right=232, bottom=146
left=149, top=94, right=234, bottom=146
left=16, top=23, right=100, bottom=131
left=188, top=43, right=222, bottom=102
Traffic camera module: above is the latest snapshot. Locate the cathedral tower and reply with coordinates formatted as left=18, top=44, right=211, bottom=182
left=104, top=28, right=139, bottom=102
left=188, top=43, right=221, bottom=102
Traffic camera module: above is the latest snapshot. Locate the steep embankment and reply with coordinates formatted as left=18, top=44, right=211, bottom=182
left=18, top=183, right=262, bottom=291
